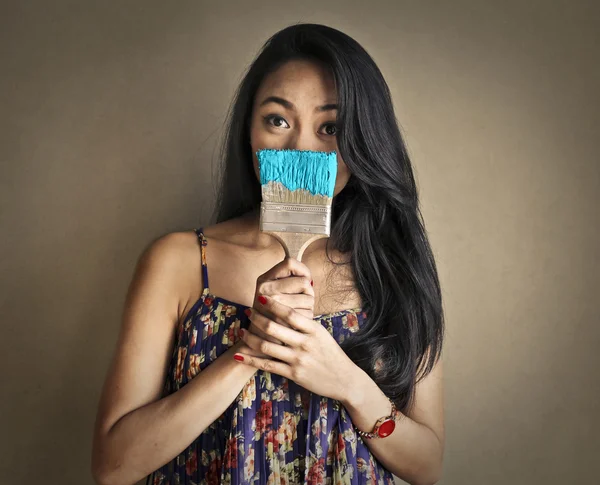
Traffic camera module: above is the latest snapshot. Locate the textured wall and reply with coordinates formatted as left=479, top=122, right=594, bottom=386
left=1, top=1, right=598, bottom=484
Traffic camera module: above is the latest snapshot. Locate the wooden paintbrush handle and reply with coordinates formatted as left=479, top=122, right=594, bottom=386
left=266, top=231, right=329, bottom=262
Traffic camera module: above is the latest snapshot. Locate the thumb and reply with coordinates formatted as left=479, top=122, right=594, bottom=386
left=233, top=340, right=268, bottom=359
left=296, top=308, right=315, bottom=320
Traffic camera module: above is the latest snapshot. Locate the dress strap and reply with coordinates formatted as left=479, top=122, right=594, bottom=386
left=193, top=228, right=210, bottom=295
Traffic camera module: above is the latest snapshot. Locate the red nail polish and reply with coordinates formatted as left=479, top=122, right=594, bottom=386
left=239, top=328, right=245, bottom=338
left=244, top=308, right=251, bottom=317
left=310, top=280, right=313, bottom=286
left=234, top=354, right=244, bottom=362
left=258, top=295, right=267, bottom=305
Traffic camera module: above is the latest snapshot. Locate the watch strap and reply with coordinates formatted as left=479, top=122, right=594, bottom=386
left=355, top=397, right=400, bottom=440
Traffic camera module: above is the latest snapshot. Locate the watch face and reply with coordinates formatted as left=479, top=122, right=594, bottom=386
left=378, top=419, right=396, bottom=437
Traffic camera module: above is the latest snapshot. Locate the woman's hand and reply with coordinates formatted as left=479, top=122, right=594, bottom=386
left=234, top=292, right=357, bottom=403
left=246, top=256, right=315, bottom=347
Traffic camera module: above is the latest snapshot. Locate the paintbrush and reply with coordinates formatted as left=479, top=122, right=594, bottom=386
left=257, top=148, right=337, bottom=262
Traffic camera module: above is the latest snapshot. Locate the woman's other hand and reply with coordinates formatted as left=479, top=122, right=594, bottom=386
left=234, top=293, right=357, bottom=402
left=247, top=256, right=314, bottom=346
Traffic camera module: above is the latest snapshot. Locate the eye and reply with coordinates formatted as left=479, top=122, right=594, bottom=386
left=263, top=114, right=290, bottom=129
left=264, top=114, right=338, bottom=137
left=319, top=122, right=338, bottom=136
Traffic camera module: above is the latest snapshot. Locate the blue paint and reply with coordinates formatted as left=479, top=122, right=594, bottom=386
left=256, top=149, right=338, bottom=197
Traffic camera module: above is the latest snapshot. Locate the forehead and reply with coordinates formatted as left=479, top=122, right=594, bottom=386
left=255, top=59, right=337, bottom=103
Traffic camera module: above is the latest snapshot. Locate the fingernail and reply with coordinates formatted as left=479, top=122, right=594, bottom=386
left=244, top=308, right=252, bottom=317
left=258, top=295, right=267, bottom=305
left=310, top=280, right=314, bottom=286
left=234, top=354, right=244, bottom=362
left=239, top=328, right=245, bottom=338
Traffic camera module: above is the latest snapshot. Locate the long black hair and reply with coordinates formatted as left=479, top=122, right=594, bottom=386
left=211, top=23, right=444, bottom=414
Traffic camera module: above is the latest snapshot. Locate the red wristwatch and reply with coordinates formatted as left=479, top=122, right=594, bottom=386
left=355, top=398, right=400, bottom=439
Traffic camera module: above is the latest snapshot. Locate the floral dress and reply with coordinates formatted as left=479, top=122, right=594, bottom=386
left=145, top=228, right=395, bottom=485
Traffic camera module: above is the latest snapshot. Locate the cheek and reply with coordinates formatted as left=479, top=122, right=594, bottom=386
left=249, top=121, right=262, bottom=181
left=333, top=160, right=351, bottom=196
left=253, top=155, right=259, bottom=181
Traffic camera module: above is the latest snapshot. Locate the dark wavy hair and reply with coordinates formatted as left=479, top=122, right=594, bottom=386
left=211, top=23, right=444, bottom=414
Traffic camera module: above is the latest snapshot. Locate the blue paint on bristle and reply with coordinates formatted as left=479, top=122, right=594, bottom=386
left=257, top=149, right=337, bottom=197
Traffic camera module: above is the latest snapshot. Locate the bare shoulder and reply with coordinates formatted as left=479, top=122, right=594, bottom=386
left=139, top=224, right=250, bottom=327
left=201, top=213, right=267, bottom=247
left=140, top=230, right=200, bottom=277
left=163, top=216, right=264, bottom=320
left=134, top=230, right=207, bottom=325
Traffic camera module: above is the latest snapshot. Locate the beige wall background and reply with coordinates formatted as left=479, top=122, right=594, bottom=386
left=1, top=1, right=598, bottom=484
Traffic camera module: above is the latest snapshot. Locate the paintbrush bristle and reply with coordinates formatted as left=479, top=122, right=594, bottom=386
left=257, top=148, right=337, bottom=202
left=257, top=148, right=338, bottom=236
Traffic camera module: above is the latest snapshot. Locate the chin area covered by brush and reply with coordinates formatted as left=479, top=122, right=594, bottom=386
left=257, top=148, right=337, bottom=262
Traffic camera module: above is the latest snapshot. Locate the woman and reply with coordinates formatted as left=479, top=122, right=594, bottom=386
left=92, top=23, right=445, bottom=485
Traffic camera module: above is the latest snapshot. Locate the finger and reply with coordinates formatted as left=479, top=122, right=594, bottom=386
left=233, top=351, right=293, bottom=378
left=245, top=309, right=285, bottom=345
left=240, top=328, right=296, bottom=363
left=248, top=309, right=307, bottom=346
left=260, top=275, right=314, bottom=299
left=295, top=308, right=315, bottom=320
left=257, top=257, right=313, bottom=287
left=250, top=299, right=314, bottom=347
left=235, top=341, right=267, bottom=359
left=266, top=292, right=314, bottom=312
left=251, top=325, right=285, bottom=345
left=256, top=295, right=316, bottom=334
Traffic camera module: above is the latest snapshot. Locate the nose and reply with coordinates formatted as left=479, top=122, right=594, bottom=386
left=282, top=125, right=321, bottom=153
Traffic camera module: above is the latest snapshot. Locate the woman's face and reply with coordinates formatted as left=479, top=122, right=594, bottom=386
left=249, top=59, right=351, bottom=197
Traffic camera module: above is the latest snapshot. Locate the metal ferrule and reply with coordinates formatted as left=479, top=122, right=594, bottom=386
left=260, top=201, right=331, bottom=235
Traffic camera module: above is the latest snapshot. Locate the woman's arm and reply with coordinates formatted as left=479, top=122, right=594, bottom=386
left=341, top=357, right=445, bottom=485
left=91, top=233, right=257, bottom=485
left=233, top=293, right=445, bottom=485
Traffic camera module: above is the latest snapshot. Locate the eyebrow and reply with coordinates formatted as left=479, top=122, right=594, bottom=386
left=259, top=96, right=338, bottom=113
